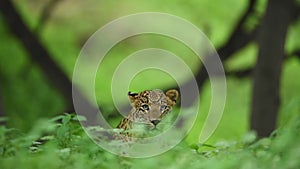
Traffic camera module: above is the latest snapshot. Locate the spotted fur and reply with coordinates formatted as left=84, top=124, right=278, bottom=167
left=116, top=89, right=179, bottom=138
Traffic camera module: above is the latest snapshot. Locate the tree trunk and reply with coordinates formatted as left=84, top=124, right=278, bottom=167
left=0, top=0, right=74, bottom=111
left=0, top=0, right=99, bottom=125
left=250, top=0, right=295, bottom=137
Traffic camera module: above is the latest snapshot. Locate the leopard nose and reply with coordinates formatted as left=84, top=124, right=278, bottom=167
left=150, top=120, right=160, bottom=126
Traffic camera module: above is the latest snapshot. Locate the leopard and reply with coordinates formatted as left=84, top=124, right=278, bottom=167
left=115, top=89, right=179, bottom=140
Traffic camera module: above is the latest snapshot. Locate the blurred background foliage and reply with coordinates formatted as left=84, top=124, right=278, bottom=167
left=0, top=0, right=300, bottom=169
left=0, top=0, right=300, bottom=165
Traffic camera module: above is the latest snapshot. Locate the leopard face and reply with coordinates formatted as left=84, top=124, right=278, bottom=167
left=123, top=89, right=179, bottom=130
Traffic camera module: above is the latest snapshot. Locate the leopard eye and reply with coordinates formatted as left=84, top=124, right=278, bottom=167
left=142, top=104, right=149, bottom=111
left=160, top=105, right=167, bottom=111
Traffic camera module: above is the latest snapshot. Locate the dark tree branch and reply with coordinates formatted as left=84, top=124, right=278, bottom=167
left=35, top=0, right=62, bottom=33
left=225, top=49, right=300, bottom=78
left=0, top=0, right=73, bottom=111
left=171, top=0, right=300, bottom=106
left=0, top=1, right=98, bottom=125
left=217, top=0, right=257, bottom=61
left=291, top=50, right=300, bottom=60
left=196, top=0, right=258, bottom=85
left=226, top=68, right=253, bottom=78
left=207, top=0, right=300, bottom=81
left=170, top=0, right=258, bottom=107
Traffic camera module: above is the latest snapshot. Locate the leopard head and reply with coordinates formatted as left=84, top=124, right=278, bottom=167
left=127, top=89, right=179, bottom=129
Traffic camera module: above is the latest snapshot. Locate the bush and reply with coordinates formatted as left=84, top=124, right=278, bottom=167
left=0, top=114, right=299, bottom=169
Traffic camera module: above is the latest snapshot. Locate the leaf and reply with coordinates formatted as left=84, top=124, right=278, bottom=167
left=62, top=115, right=71, bottom=125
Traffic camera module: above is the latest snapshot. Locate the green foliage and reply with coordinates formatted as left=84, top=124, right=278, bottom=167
left=0, top=114, right=300, bottom=169
left=1, top=1, right=300, bottom=168
left=0, top=0, right=251, bottom=130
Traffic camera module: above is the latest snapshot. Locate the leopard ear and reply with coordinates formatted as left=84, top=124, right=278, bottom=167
left=128, top=91, right=138, bottom=103
left=166, top=89, right=179, bottom=106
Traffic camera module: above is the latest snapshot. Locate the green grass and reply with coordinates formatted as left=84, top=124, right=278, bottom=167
left=0, top=113, right=300, bottom=169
